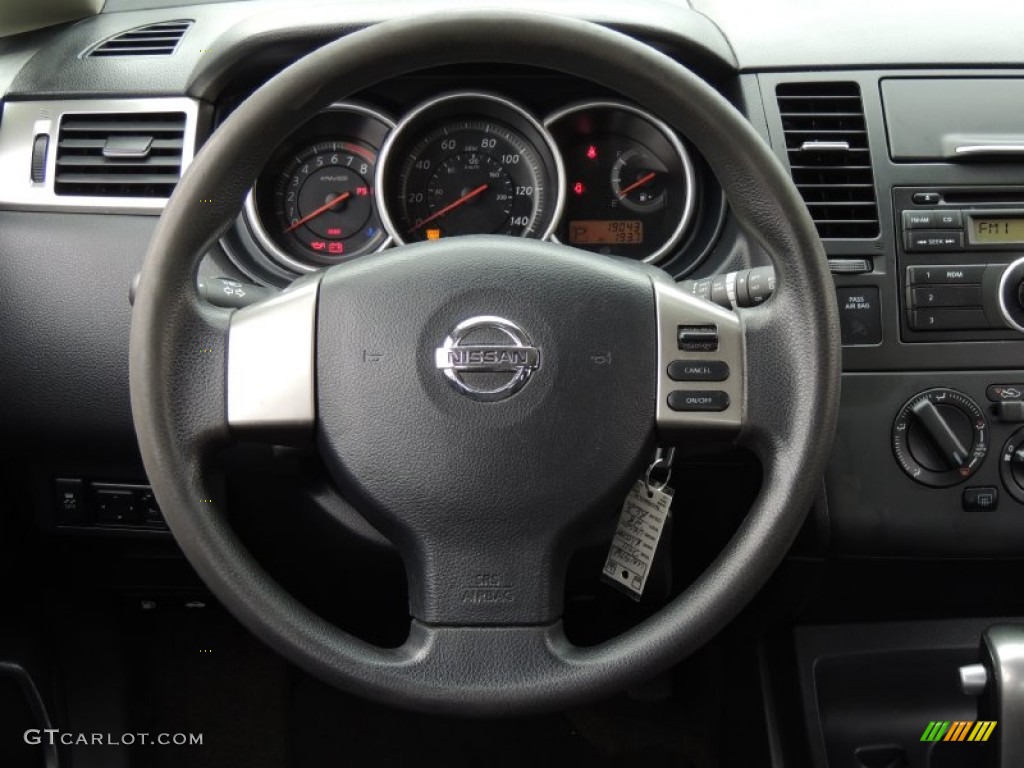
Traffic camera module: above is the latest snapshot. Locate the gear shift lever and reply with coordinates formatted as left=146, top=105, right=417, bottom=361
left=959, top=624, right=1024, bottom=766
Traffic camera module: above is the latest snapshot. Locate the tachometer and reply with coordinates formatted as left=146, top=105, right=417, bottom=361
left=378, top=93, right=564, bottom=244
left=245, top=104, right=393, bottom=274
left=272, top=140, right=385, bottom=261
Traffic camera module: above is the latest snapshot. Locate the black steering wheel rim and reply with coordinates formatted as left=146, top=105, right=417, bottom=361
left=129, top=10, right=840, bottom=716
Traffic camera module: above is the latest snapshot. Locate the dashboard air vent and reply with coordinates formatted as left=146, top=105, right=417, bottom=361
left=54, top=112, right=187, bottom=198
left=777, top=81, right=880, bottom=239
left=87, top=20, right=192, bottom=57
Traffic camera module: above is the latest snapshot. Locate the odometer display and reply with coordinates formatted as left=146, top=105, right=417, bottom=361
left=379, top=94, right=563, bottom=245
left=569, top=220, right=643, bottom=245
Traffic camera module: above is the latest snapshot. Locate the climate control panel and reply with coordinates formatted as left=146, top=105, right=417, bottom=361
left=890, top=382, right=1024, bottom=515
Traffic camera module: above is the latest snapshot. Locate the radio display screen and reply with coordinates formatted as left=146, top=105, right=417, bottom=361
left=971, top=216, right=1024, bottom=244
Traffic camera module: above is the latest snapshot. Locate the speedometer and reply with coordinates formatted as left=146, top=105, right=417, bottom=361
left=378, top=93, right=564, bottom=244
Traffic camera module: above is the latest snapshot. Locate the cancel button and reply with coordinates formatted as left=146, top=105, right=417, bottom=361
left=667, top=359, right=730, bottom=382
left=667, top=390, right=730, bottom=412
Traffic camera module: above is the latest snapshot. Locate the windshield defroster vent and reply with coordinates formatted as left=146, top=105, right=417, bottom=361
left=777, top=81, right=880, bottom=239
left=86, top=20, right=192, bottom=57
left=54, top=112, right=187, bottom=198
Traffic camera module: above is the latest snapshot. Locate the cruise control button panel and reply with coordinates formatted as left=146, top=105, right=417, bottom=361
left=655, top=282, right=742, bottom=434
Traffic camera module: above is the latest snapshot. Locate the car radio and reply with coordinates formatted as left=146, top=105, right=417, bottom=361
left=896, top=187, right=1024, bottom=342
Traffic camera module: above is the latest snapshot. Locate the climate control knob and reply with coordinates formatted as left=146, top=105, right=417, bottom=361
left=1000, top=428, right=1024, bottom=503
left=892, top=388, right=988, bottom=487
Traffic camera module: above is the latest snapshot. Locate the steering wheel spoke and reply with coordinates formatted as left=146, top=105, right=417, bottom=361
left=226, top=275, right=320, bottom=444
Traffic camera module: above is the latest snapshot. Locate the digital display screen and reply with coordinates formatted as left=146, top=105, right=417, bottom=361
left=568, top=220, right=643, bottom=245
left=971, top=217, right=1024, bottom=244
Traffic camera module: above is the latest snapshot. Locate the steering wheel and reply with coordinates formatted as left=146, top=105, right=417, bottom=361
left=129, top=11, right=840, bottom=716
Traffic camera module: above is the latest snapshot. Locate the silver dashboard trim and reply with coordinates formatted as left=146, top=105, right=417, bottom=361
left=375, top=91, right=566, bottom=246
left=0, top=97, right=201, bottom=214
left=242, top=102, right=395, bottom=275
left=543, top=100, right=697, bottom=265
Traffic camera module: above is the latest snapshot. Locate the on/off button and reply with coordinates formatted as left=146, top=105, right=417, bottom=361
left=667, top=390, right=730, bottom=412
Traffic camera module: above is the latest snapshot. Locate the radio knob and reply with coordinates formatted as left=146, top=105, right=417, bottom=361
left=998, top=257, right=1024, bottom=332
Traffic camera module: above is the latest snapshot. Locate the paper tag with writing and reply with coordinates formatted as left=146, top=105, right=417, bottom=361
left=601, top=480, right=673, bottom=601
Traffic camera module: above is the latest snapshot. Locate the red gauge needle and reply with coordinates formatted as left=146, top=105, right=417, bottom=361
left=617, top=171, right=657, bottom=199
left=410, top=183, right=489, bottom=233
left=284, top=191, right=352, bottom=233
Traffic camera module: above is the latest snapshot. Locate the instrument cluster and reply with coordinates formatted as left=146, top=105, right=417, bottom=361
left=240, top=91, right=719, bottom=278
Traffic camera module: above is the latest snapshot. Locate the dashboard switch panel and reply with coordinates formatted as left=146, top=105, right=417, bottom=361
left=49, top=479, right=166, bottom=532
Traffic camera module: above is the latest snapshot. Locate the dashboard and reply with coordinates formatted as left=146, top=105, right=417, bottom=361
left=226, top=77, right=721, bottom=284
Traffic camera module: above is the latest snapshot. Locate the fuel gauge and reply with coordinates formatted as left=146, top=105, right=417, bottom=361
left=611, top=148, right=669, bottom=213
left=545, top=101, right=696, bottom=264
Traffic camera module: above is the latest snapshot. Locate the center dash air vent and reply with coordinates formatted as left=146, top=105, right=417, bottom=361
left=86, top=20, right=192, bottom=57
left=777, top=82, right=880, bottom=239
left=55, top=112, right=187, bottom=198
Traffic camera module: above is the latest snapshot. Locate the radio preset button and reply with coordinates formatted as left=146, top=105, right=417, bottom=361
left=905, top=231, right=964, bottom=252
left=912, top=192, right=941, bottom=205
left=908, top=265, right=986, bottom=285
left=910, top=308, right=990, bottom=330
left=910, top=285, right=983, bottom=308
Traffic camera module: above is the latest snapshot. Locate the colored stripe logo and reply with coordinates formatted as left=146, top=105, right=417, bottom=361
left=920, top=721, right=997, bottom=742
